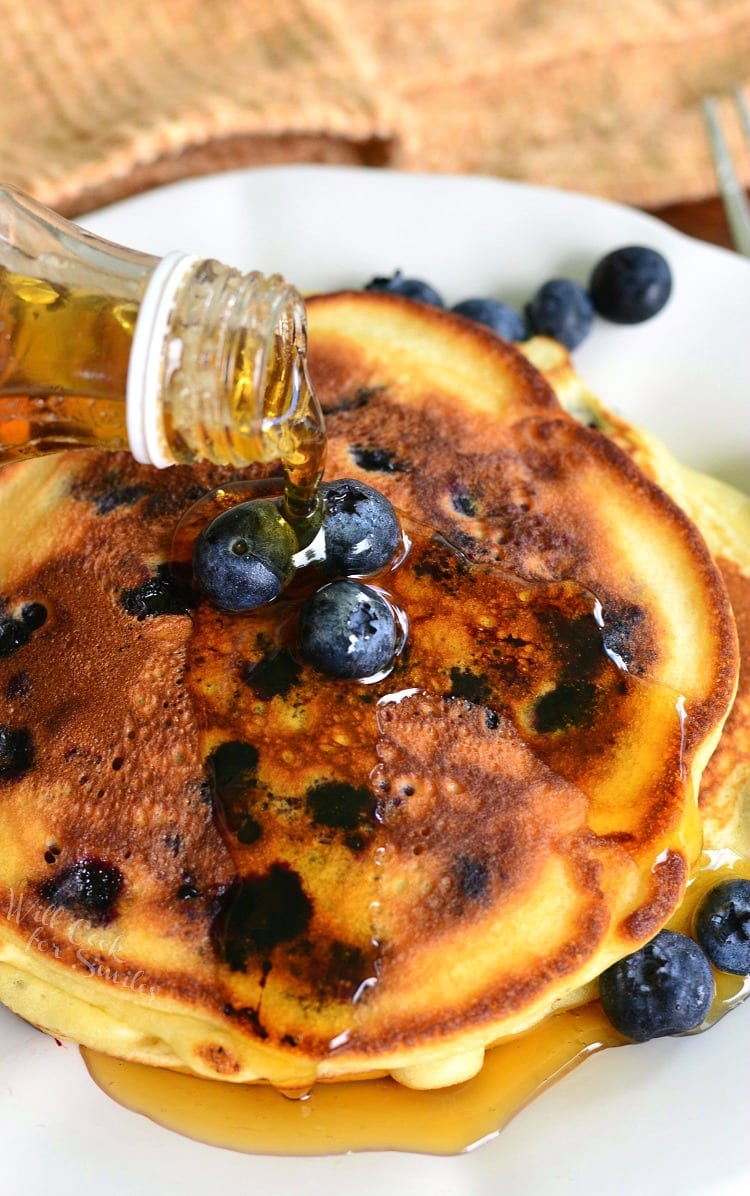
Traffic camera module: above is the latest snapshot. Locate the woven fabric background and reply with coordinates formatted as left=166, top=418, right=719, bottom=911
left=0, top=0, right=747, bottom=215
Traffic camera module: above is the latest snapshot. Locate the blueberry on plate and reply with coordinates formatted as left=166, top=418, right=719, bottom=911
left=320, top=478, right=400, bottom=576
left=524, top=279, right=593, bottom=350
left=299, top=579, right=398, bottom=679
left=589, top=245, right=672, bottom=324
left=695, top=878, right=750, bottom=975
left=451, top=297, right=527, bottom=342
left=193, top=499, right=297, bottom=611
left=599, top=929, right=714, bottom=1041
left=364, top=271, right=444, bottom=307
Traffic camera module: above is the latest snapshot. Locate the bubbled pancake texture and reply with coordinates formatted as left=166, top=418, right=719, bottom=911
left=0, top=295, right=738, bottom=1086
left=522, top=334, right=750, bottom=858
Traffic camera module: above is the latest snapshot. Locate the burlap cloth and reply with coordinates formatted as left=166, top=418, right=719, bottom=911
left=0, top=0, right=748, bottom=217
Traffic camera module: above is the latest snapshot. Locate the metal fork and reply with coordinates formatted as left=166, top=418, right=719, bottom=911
left=702, top=88, right=750, bottom=256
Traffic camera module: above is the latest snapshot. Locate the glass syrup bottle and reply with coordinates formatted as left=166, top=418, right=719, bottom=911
left=0, top=185, right=325, bottom=523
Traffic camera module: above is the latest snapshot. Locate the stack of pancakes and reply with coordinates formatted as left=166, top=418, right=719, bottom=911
left=0, top=292, right=744, bottom=1090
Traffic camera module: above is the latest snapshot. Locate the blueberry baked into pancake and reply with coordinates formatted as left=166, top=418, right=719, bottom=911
left=524, top=334, right=750, bottom=859
left=0, top=291, right=740, bottom=1091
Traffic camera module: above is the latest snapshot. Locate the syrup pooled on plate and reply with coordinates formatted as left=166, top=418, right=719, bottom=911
left=75, top=480, right=750, bottom=1155
left=82, top=1002, right=623, bottom=1156
left=80, top=849, right=750, bottom=1156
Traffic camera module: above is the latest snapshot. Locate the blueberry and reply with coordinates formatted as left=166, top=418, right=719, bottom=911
left=599, top=929, right=714, bottom=1041
left=0, top=724, right=34, bottom=778
left=351, top=445, right=408, bottom=474
left=94, top=484, right=149, bottom=515
left=0, top=603, right=47, bottom=657
left=299, top=580, right=398, bottom=679
left=451, top=297, right=527, bottom=341
left=39, top=856, right=123, bottom=925
left=121, top=564, right=189, bottom=620
left=20, top=602, right=47, bottom=631
left=211, top=865, right=312, bottom=969
left=320, top=478, right=400, bottom=576
left=193, top=499, right=297, bottom=611
left=364, top=271, right=444, bottom=307
left=695, top=878, right=750, bottom=975
left=589, top=246, right=672, bottom=324
left=524, top=279, right=593, bottom=350
left=0, top=616, right=28, bottom=658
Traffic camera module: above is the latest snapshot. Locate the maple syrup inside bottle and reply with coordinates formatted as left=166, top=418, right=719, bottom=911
left=0, top=186, right=325, bottom=524
left=8, top=187, right=748, bottom=1157
left=146, top=256, right=325, bottom=525
left=0, top=265, right=140, bottom=456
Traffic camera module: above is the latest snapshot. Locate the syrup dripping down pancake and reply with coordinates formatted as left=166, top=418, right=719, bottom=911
left=0, top=293, right=738, bottom=1090
left=523, top=334, right=750, bottom=860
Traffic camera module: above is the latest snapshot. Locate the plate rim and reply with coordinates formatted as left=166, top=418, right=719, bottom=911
left=2, top=164, right=749, bottom=1196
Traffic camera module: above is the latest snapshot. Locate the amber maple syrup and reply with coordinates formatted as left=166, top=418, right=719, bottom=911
left=0, top=266, right=139, bottom=458
left=7, top=186, right=747, bottom=1160
left=81, top=845, right=750, bottom=1157
left=74, top=495, right=750, bottom=1152
left=81, top=1002, right=621, bottom=1156
left=0, top=255, right=326, bottom=524
left=78, top=668, right=750, bottom=1157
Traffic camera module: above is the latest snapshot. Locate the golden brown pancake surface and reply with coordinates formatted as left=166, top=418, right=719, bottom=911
left=0, top=293, right=739, bottom=1089
left=523, top=333, right=750, bottom=859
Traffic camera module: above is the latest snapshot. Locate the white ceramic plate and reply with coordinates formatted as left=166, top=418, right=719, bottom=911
left=2, top=167, right=749, bottom=1196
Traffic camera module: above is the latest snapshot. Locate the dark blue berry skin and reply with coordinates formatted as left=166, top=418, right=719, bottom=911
left=20, top=602, right=47, bottom=631
left=451, top=298, right=527, bottom=342
left=0, top=724, right=33, bottom=779
left=524, top=279, right=593, bottom=350
left=193, top=499, right=296, bottom=611
left=695, top=878, right=750, bottom=975
left=320, top=479, right=400, bottom=577
left=299, top=580, right=398, bottom=679
left=364, top=272, right=444, bottom=307
left=599, top=929, right=714, bottom=1041
left=589, top=246, right=672, bottom=324
left=0, top=603, right=47, bottom=657
left=121, top=565, right=188, bottom=620
left=39, top=856, right=123, bottom=926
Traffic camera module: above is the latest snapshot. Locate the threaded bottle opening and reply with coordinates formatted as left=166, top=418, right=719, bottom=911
left=127, top=256, right=322, bottom=479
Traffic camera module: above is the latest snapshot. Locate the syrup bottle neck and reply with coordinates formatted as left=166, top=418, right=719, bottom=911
left=0, top=186, right=326, bottom=515
left=127, top=252, right=323, bottom=472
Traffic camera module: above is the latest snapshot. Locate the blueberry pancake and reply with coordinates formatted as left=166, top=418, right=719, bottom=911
left=0, top=292, right=738, bottom=1090
left=524, top=334, right=750, bottom=859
